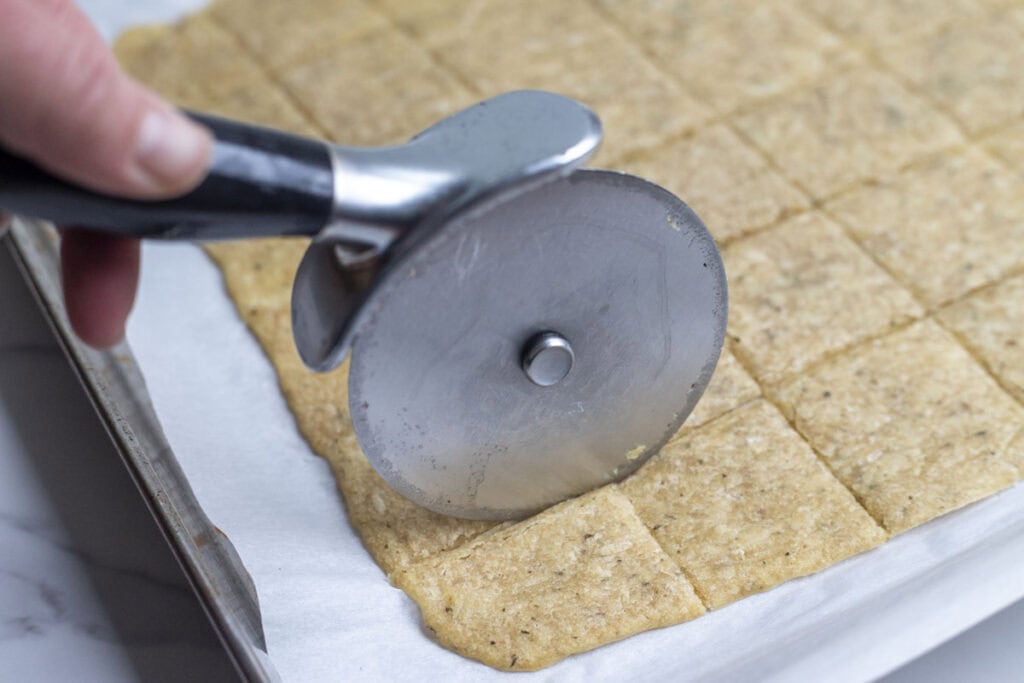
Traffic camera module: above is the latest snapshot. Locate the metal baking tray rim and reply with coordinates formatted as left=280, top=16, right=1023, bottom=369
left=4, top=218, right=275, bottom=683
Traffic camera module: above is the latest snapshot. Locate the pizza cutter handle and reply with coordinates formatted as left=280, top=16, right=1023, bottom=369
left=0, top=112, right=335, bottom=239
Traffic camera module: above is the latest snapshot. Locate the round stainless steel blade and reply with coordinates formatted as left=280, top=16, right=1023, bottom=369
left=348, top=170, right=728, bottom=520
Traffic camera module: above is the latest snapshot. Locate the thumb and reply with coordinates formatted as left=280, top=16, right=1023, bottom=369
left=0, top=0, right=211, bottom=199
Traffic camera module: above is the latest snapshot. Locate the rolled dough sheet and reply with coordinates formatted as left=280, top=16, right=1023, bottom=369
left=115, top=0, right=1024, bottom=671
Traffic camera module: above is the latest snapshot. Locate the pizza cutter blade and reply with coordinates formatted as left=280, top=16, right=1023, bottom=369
left=0, top=90, right=727, bottom=520
left=348, top=170, right=727, bottom=519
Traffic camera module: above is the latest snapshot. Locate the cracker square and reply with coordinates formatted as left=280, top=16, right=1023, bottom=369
left=209, top=0, right=388, bottom=71
left=115, top=16, right=261, bottom=108
left=983, top=122, right=1024, bottom=170
left=724, top=211, right=921, bottom=385
left=621, top=124, right=810, bottom=243
left=597, top=0, right=852, bottom=113
left=881, top=11, right=1024, bottom=135
left=411, top=0, right=711, bottom=159
left=775, top=319, right=1024, bottom=535
left=116, top=17, right=318, bottom=136
left=622, top=400, right=885, bottom=609
left=205, top=240, right=308, bottom=310
left=114, top=26, right=206, bottom=107
left=733, top=67, right=962, bottom=199
left=827, top=149, right=1024, bottom=308
left=801, top=0, right=992, bottom=50
left=394, top=487, right=705, bottom=671
left=938, top=274, right=1024, bottom=404
left=672, top=344, right=760, bottom=439
left=279, top=30, right=475, bottom=145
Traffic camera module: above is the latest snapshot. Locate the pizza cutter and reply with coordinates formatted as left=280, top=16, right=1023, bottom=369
left=0, top=90, right=728, bottom=520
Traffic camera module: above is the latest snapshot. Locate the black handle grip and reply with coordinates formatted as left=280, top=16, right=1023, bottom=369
left=0, top=112, right=334, bottom=240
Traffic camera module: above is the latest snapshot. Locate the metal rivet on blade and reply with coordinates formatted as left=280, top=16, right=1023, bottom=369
left=522, top=332, right=574, bottom=387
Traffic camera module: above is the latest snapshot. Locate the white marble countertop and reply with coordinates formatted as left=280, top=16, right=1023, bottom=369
left=0, top=245, right=235, bottom=681
left=1, top=2, right=1022, bottom=681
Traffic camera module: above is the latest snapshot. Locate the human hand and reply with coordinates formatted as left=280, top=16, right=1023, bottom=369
left=0, top=0, right=211, bottom=347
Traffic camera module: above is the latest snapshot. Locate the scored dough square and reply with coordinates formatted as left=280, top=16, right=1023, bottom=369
left=205, top=82, right=321, bottom=136
left=279, top=30, right=476, bottom=145
left=393, top=487, right=705, bottom=671
left=115, top=16, right=318, bottom=136
left=827, top=149, right=1024, bottom=309
left=597, top=0, right=852, bottom=114
left=775, top=319, right=1024, bottom=535
left=671, top=344, right=760, bottom=440
left=881, top=11, right=1024, bottom=135
left=733, top=67, right=962, bottom=199
left=621, top=124, right=810, bottom=243
left=399, top=0, right=711, bottom=160
left=622, top=400, right=885, bottom=609
left=938, top=275, right=1024, bottom=404
left=724, top=212, right=921, bottom=386
left=204, top=240, right=308, bottom=310
left=983, top=121, right=1024, bottom=171
left=115, top=16, right=262, bottom=108
left=800, top=0, right=993, bottom=50
left=209, top=0, right=388, bottom=72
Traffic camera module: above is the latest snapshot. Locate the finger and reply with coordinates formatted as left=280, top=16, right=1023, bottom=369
left=60, top=229, right=140, bottom=348
left=0, top=0, right=211, bottom=199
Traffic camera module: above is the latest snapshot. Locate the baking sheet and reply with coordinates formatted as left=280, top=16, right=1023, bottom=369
left=126, top=241, right=1024, bottom=682
left=4, top=221, right=273, bottom=682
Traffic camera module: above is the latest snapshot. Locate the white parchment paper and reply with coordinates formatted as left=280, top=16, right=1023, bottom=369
left=126, top=243, right=1024, bottom=683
